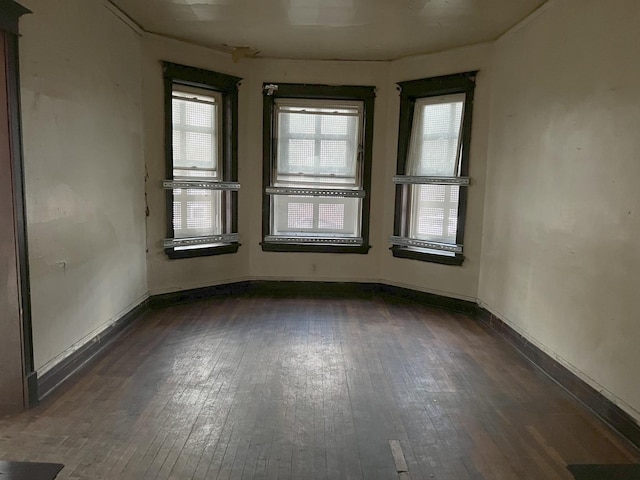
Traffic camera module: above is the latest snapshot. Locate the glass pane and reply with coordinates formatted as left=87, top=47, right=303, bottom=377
left=186, top=102, right=213, bottom=128
left=173, top=189, right=222, bottom=238
left=276, top=108, right=359, bottom=181
left=288, top=139, right=315, bottom=170
left=172, top=94, right=218, bottom=171
left=407, top=93, right=465, bottom=177
left=287, top=202, right=314, bottom=229
left=272, top=195, right=361, bottom=237
left=318, top=203, right=345, bottom=230
left=289, top=113, right=315, bottom=134
left=409, top=184, right=459, bottom=244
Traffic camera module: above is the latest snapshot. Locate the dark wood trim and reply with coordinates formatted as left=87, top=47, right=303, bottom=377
left=164, top=242, right=239, bottom=259
left=266, top=83, right=376, bottom=100
left=397, top=71, right=478, bottom=99
left=475, top=307, right=640, bottom=451
left=390, top=245, right=465, bottom=266
left=2, top=2, right=34, bottom=408
left=37, top=299, right=150, bottom=402
left=392, top=71, right=477, bottom=265
left=261, top=83, right=375, bottom=253
left=162, top=62, right=241, bottom=91
left=162, top=61, right=242, bottom=259
left=260, top=243, right=371, bottom=254
left=262, top=91, right=274, bottom=245
left=0, top=0, right=30, bottom=35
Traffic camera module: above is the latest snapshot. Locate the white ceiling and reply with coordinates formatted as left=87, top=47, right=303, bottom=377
left=111, top=0, right=548, bottom=61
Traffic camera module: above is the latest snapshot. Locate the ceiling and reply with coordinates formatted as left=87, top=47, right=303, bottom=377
left=111, top=0, right=548, bottom=61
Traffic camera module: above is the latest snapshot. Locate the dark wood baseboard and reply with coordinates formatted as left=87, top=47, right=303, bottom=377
left=26, top=370, right=38, bottom=407
left=37, top=298, right=150, bottom=402
left=149, top=281, right=252, bottom=309
left=377, top=284, right=477, bottom=315
left=149, top=280, right=477, bottom=315
left=476, top=307, right=640, bottom=451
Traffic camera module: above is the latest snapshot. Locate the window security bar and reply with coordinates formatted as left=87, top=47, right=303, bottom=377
left=265, top=187, right=365, bottom=198
left=164, top=233, right=239, bottom=248
left=163, top=180, right=241, bottom=190
left=264, top=236, right=363, bottom=245
left=389, top=236, right=463, bottom=253
left=392, top=176, right=470, bottom=186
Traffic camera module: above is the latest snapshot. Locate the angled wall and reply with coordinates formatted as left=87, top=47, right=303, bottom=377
left=19, top=0, right=148, bottom=373
left=479, top=0, right=640, bottom=422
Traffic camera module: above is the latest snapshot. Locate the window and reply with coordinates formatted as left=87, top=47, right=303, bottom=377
left=262, top=84, right=375, bottom=253
left=390, top=72, right=476, bottom=265
left=162, top=62, right=241, bottom=259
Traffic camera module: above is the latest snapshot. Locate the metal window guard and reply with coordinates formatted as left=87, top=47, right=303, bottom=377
left=392, top=175, right=470, bottom=186
left=265, top=187, right=365, bottom=198
left=163, top=180, right=240, bottom=190
left=264, top=236, right=363, bottom=245
left=389, top=236, right=462, bottom=253
left=164, top=234, right=239, bottom=248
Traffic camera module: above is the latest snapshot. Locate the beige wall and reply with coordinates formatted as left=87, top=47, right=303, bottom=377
left=144, top=35, right=491, bottom=297
left=143, top=35, right=251, bottom=295
left=479, top=0, right=640, bottom=421
left=20, top=0, right=148, bottom=372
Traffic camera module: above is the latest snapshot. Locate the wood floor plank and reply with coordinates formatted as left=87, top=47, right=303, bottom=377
left=0, top=292, right=637, bottom=479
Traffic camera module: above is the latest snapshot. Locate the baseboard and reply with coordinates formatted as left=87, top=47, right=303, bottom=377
left=149, top=281, right=252, bottom=308
left=149, top=280, right=477, bottom=315
left=377, top=283, right=478, bottom=315
left=37, top=298, right=150, bottom=402
left=476, top=307, right=640, bottom=451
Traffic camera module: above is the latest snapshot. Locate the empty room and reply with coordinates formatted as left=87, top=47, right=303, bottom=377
left=1, top=0, right=639, bottom=478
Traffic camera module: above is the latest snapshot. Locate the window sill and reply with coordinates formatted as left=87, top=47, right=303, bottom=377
left=261, top=242, right=371, bottom=254
left=390, top=245, right=464, bottom=266
left=165, top=243, right=239, bottom=259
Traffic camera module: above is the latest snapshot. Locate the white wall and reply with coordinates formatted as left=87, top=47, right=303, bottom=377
left=479, top=0, right=640, bottom=421
left=144, top=35, right=491, bottom=298
left=20, top=0, right=148, bottom=372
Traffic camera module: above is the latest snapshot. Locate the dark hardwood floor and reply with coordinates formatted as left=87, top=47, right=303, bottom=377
left=0, top=291, right=637, bottom=479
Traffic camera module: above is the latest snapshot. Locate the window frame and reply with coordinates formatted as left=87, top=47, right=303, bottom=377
left=262, top=83, right=375, bottom=254
left=163, top=62, right=241, bottom=259
left=391, top=71, right=477, bottom=266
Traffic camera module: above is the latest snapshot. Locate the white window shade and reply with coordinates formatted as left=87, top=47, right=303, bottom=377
left=407, top=93, right=465, bottom=177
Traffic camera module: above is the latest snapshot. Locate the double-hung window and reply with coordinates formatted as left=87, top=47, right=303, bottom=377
left=262, top=84, right=375, bottom=253
left=391, top=72, right=476, bottom=265
left=162, top=62, right=241, bottom=259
